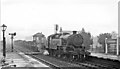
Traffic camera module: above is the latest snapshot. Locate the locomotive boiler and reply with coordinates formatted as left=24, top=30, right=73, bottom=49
left=47, top=31, right=90, bottom=61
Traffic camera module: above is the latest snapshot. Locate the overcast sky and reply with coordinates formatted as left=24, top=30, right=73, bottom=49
left=0, top=0, right=119, bottom=41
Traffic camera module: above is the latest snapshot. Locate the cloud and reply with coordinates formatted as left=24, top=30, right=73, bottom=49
left=1, top=0, right=119, bottom=40
left=1, top=0, right=24, bottom=5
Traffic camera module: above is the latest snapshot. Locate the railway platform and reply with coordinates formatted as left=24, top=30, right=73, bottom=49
left=90, top=52, right=120, bottom=61
left=0, top=51, right=49, bottom=68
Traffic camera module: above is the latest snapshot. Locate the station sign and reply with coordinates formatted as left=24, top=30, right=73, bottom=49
left=106, top=39, right=117, bottom=44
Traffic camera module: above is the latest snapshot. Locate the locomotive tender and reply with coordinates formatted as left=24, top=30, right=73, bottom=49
left=46, top=31, right=91, bottom=61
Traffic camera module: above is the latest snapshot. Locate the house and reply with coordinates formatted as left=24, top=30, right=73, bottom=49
left=32, top=32, right=47, bottom=53
left=33, top=32, right=45, bottom=42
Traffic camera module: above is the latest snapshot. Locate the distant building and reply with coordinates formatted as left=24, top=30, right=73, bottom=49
left=92, top=37, right=102, bottom=48
left=33, top=32, right=45, bottom=42
left=92, top=37, right=98, bottom=48
left=33, top=32, right=47, bottom=53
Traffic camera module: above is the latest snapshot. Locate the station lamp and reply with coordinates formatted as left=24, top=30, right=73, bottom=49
left=1, top=24, right=7, bottom=58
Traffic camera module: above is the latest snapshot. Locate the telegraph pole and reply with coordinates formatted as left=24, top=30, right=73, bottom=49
left=9, top=32, right=16, bottom=52
left=105, top=38, right=108, bottom=54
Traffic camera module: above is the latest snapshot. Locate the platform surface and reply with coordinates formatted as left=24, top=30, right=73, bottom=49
left=0, top=51, right=49, bottom=68
left=91, top=52, right=120, bottom=61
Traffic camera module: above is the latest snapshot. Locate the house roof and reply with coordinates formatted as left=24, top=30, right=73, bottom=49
left=33, top=32, right=45, bottom=37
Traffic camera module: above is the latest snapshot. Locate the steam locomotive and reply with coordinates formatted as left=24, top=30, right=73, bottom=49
left=46, top=31, right=90, bottom=61
left=14, top=30, right=91, bottom=61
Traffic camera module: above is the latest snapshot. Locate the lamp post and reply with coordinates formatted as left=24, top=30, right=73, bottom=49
left=9, top=32, right=16, bottom=52
left=1, top=24, right=7, bottom=58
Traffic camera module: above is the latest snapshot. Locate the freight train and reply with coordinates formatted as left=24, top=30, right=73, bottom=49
left=45, top=31, right=90, bottom=61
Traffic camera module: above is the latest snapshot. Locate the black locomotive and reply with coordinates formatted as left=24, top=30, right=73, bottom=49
left=46, top=31, right=90, bottom=61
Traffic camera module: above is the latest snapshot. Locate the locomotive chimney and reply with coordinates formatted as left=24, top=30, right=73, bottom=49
left=73, top=31, right=77, bottom=34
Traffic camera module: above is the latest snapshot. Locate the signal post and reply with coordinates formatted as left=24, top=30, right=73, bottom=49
left=9, top=32, right=16, bottom=52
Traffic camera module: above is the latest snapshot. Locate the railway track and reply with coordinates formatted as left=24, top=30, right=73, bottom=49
left=51, top=55, right=114, bottom=69
left=84, top=61, right=114, bottom=69
left=15, top=45, right=120, bottom=69
left=30, top=55, right=84, bottom=69
left=30, top=53, right=107, bottom=69
left=87, top=56, right=120, bottom=69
